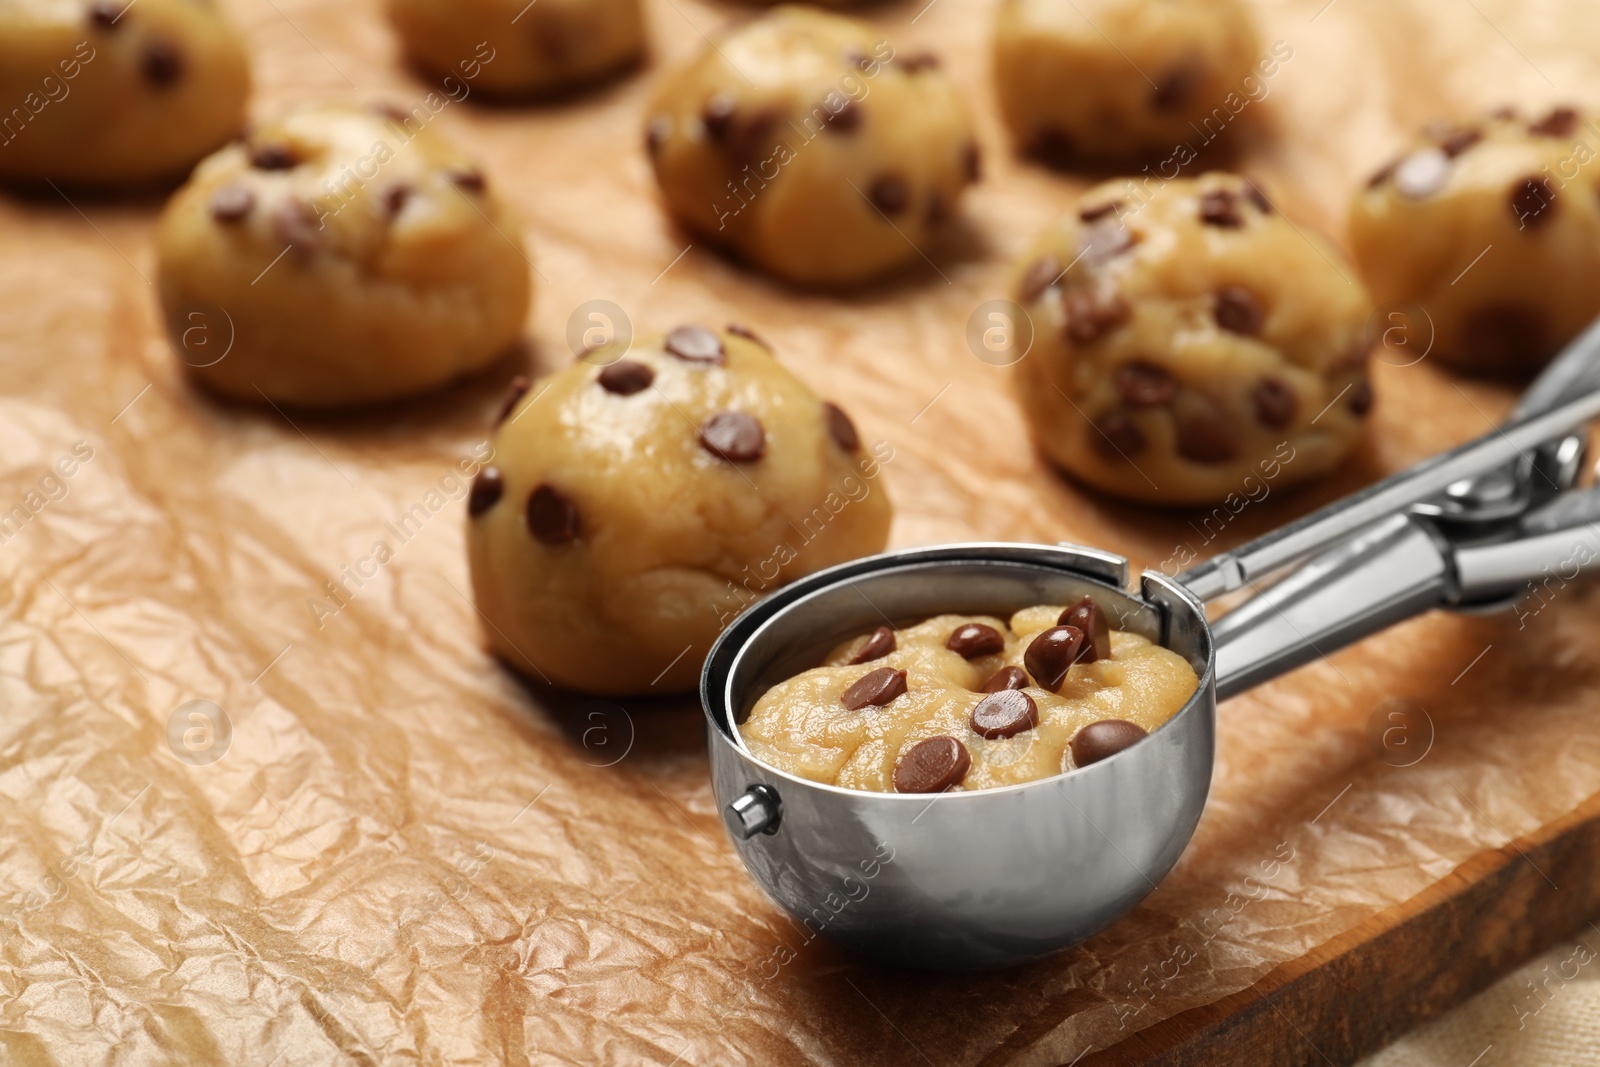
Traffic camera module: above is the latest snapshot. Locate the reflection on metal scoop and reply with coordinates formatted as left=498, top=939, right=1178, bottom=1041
left=700, top=320, right=1600, bottom=970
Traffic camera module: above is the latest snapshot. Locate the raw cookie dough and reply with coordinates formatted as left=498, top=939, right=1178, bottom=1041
left=644, top=5, right=979, bottom=286
left=0, top=0, right=250, bottom=184
left=740, top=599, right=1198, bottom=793
left=993, top=0, right=1267, bottom=162
left=156, top=104, right=532, bottom=408
left=1350, top=105, right=1600, bottom=373
left=466, top=325, right=894, bottom=694
left=1012, top=173, right=1374, bottom=507
left=385, top=0, right=644, bottom=98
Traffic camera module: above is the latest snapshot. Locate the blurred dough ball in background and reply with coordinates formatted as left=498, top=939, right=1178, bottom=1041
left=0, top=0, right=250, bottom=185
left=645, top=5, right=979, bottom=286
left=993, top=0, right=1266, bottom=163
left=156, top=104, right=531, bottom=408
left=1012, top=173, right=1373, bottom=507
left=467, top=325, right=894, bottom=695
left=385, top=0, right=645, bottom=98
left=1350, top=105, right=1600, bottom=374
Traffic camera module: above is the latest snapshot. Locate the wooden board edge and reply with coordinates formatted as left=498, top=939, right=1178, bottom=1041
left=1081, top=786, right=1600, bottom=1067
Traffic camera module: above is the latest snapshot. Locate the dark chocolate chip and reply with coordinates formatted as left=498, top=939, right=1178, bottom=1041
left=1253, top=378, right=1297, bottom=429
left=1214, top=286, right=1265, bottom=336
left=1152, top=63, right=1199, bottom=111
left=1077, top=220, right=1137, bottom=266
left=823, top=401, right=860, bottom=452
left=1348, top=378, right=1375, bottom=416
left=826, top=100, right=861, bottom=134
left=726, top=323, right=770, bottom=351
left=841, top=667, right=908, bottom=711
left=1243, top=181, right=1273, bottom=213
left=1199, top=189, right=1243, bottom=228
left=963, top=141, right=982, bottom=182
left=868, top=174, right=909, bottom=215
left=701, top=93, right=738, bottom=140
left=1438, top=127, right=1483, bottom=157
left=526, top=484, right=580, bottom=544
left=664, top=325, right=725, bottom=365
left=982, top=666, right=1030, bottom=693
left=1115, top=361, right=1176, bottom=407
left=1017, top=256, right=1062, bottom=303
left=699, top=411, right=766, bottom=463
left=1057, top=596, right=1110, bottom=663
left=1529, top=106, right=1580, bottom=138
left=900, top=51, right=942, bottom=73
left=1176, top=400, right=1238, bottom=463
left=1079, top=199, right=1124, bottom=222
left=847, top=626, right=896, bottom=665
left=468, top=467, right=504, bottom=517
left=1062, top=282, right=1131, bottom=344
left=1033, top=128, right=1076, bottom=167
left=598, top=360, right=655, bottom=396
left=1024, top=625, right=1085, bottom=691
left=1091, top=411, right=1146, bottom=459
left=269, top=199, right=321, bottom=256
left=1070, top=719, right=1147, bottom=767
left=88, top=1, right=122, bottom=28
left=382, top=183, right=413, bottom=218
left=1459, top=304, right=1549, bottom=367
left=142, top=38, right=182, bottom=87
left=250, top=144, right=297, bottom=171
left=645, top=114, right=673, bottom=155
left=1510, top=175, right=1557, bottom=229
left=208, top=184, right=254, bottom=223
left=498, top=375, right=531, bottom=423
left=946, top=623, right=1005, bottom=659
left=893, top=736, right=970, bottom=793
left=970, top=690, right=1039, bottom=740
left=447, top=167, right=487, bottom=193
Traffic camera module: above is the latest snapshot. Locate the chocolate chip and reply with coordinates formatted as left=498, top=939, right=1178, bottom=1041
left=1062, top=281, right=1130, bottom=344
left=1152, top=63, right=1199, bottom=111
left=963, top=142, right=981, bottom=182
left=1530, top=106, right=1580, bottom=138
left=1243, top=181, right=1273, bottom=213
left=868, top=175, right=909, bottom=215
left=88, top=1, right=122, bottom=28
left=900, top=51, right=942, bottom=73
left=1017, top=256, right=1062, bottom=303
left=847, top=626, right=896, bottom=665
left=645, top=114, right=672, bottom=155
left=250, top=144, right=297, bottom=171
left=208, top=184, right=254, bottom=223
left=269, top=199, right=321, bottom=256
left=970, top=690, right=1039, bottom=740
left=841, top=667, right=908, bottom=711
left=447, top=167, right=486, bottom=193
left=726, top=323, right=770, bottom=351
left=946, top=623, right=1005, bottom=659
left=1033, top=129, right=1076, bottom=167
left=1394, top=148, right=1451, bottom=199
left=1438, top=127, right=1483, bottom=157
left=699, top=411, right=766, bottom=463
left=1459, top=304, right=1548, bottom=367
left=1079, top=199, right=1123, bottom=222
left=1058, top=596, right=1110, bottom=663
left=1253, top=378, right=1296, bottom=429
left=1091, top=411, right=1146, bottom=460
left=1176, top=399, right=1238, bottom=463
left=1214, top=286, right=1265, bottom=336
left=1024, top=625, right=1084, bottom=691
left=1348, top=378, right=1374, bottom=416
left=526, top=484, right=580, bottom=544
left=1115, top=361, right=1176, bottom=407
left=1366, top=157, right=1401, bottom=189
left=468, top=467, right=504, bottom=517
left=1077, top=220, right=1137, bottom=266
left=982, top=666, right=1030, bottom=693
left=1070, top=719, right=1147, bottom=767
left=893, top=736, right=970, bottom=793
left=1510, top=175, right=1557, bottom=229
left=1198, top=189, right=1243, bottom=228
left=823, top=401, right=860, bottom=452
left=826, top=100, right=861, bottom=134
left=498, top=375, right=531, bottom=423
left=701, top=93, right=738, bottom=140
left=598, top=360, right=655, bottom=396
left=382, top=183, right=413, bottom=218
left=664, top=325, right=725, bottom=365
left=142, top=38, right=182, bottom=87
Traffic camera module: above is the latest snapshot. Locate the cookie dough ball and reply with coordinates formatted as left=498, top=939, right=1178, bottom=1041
left=994, top=0, right=1265, bottom=162
left=0, top=0, right=250, bottom=184
left=645, top=6, right=979, bottom=286
left=1351, top=106, right=1600, bottom=373
left=467, top=325, right=894, bottom=694
left=1013, top=174, right=1373, bottom=506
left=156, top=104, right=532, bottom=408
left=385, top=0, right=644, bottom=98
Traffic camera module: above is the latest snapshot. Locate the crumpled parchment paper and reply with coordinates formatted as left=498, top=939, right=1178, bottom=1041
left=4, top=0, right=1600, bottom=1063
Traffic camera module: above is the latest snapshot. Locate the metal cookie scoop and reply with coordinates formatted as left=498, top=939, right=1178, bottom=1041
left=701, top=322, right=1600, bottom=971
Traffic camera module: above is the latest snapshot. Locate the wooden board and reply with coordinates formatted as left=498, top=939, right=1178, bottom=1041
left=4, top=0, right=1600, bottom=1064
